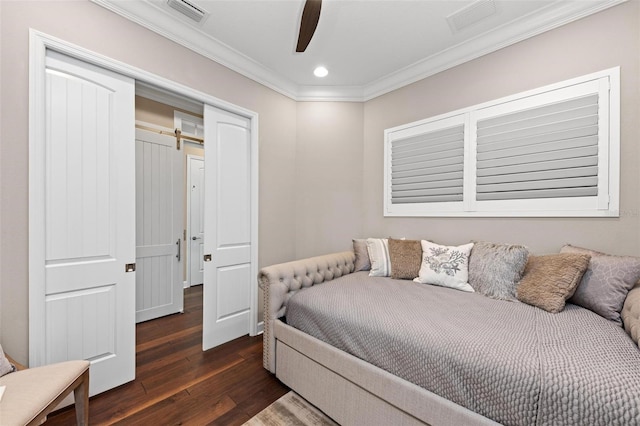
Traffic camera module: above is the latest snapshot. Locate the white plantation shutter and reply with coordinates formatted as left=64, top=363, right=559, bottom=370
left=384, top=68, right=619, bottom=217
left=475, top=94, right=600, bottom=201
left=391, top=124, right=465, bottom=204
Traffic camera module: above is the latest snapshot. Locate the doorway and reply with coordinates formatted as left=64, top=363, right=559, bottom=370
left=29, top=32, right=260, bottom=397
left=134, top=94, right=204, bottom=322
left=187, top=155, right=205, bottom=287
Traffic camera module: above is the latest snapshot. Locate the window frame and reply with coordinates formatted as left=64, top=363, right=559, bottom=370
left=383, top=67, right=620, bottom=218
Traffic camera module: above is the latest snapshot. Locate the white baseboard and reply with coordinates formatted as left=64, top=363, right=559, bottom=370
left=257, top=321, right=264, bottom=335
left=183, top=280, right=188, bottom=289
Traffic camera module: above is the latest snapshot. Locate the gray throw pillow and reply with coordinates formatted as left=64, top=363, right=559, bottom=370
left=353, top=239, right=371, bottom=271
left=468, top=241, right=529, bottom=301
left=561, top=244, right=640, bottom=325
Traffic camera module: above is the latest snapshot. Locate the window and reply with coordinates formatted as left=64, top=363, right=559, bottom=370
left=384, top=68, right=619, bottom=217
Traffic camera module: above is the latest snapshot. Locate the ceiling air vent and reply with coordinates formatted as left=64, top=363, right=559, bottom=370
left=447, top=0, right=497, bottom=33
left=167, top=0, right=207, bottom=23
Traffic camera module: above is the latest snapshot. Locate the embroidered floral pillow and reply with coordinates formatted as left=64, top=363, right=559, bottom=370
left=414, top=240, right=475, bottom=292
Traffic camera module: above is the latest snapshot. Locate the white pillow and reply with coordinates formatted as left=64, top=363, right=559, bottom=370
left=414, top=240, right=475, bottom=292
left=366, top=238, right=390, bottom=277
left=0, top=345, right=15, bottom=377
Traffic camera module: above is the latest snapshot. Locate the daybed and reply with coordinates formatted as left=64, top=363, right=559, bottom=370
left=259, top=241, right=640, bottom=426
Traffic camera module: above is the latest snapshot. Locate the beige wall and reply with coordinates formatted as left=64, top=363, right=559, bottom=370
left=294, top=102, right=365, bottom=258
left=363, top=1, right=640, bottom=256
left=0, top=0, right=299, bottom=363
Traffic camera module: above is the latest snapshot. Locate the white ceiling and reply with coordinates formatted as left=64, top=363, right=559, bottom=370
left=93, top=0, right=624, bottom=101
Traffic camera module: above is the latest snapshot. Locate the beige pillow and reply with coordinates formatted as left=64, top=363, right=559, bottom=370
left=622, top=282, right=640, bottom=346
left=517, top=253, right=591, bottom=313
left=388, top=238, right=422, bottom=280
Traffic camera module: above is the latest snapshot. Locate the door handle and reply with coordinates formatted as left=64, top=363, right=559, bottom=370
left=192, top=236, right=202, bottom=240
left=176, top=239, right=181, bottom=261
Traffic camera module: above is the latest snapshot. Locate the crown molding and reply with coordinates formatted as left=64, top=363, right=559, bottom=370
left=361, top=0, right=627, bottom=101
left=91, top=0, right=300, bottom=100
left=295, top=85, right=365, bottom=102
left=92, top=0, right=626, bottom=103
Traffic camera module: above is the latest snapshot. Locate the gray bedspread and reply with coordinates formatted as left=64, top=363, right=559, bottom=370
left=286, top=271, right=640, bottom=426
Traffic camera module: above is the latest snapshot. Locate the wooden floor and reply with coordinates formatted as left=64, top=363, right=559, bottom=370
left=44, top=286, right=289, bottom=425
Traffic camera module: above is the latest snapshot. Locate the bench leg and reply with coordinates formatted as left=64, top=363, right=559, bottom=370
left=73, top=370, right=90, bottom=426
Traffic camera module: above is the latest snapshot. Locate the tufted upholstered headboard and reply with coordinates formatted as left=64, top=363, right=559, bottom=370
left=622, top=282, right=640, bottom=347
left=258, top=251, right=356, bottom=372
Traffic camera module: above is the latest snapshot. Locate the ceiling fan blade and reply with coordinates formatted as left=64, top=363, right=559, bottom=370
left=296, top=0, right=322, bottom=53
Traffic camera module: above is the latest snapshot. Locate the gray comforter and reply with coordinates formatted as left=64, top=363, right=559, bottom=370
left=286, top=271, right=640, bottom=426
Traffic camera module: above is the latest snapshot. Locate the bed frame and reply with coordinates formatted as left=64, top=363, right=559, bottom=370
left=259, top=251, right=497, bottom=426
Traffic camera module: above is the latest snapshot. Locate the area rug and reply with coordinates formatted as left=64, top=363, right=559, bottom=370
left=243, top=391, right=338, bottom=426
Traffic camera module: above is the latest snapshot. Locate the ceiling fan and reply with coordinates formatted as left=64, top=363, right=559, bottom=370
left=296, top=0, right=322, bottom=52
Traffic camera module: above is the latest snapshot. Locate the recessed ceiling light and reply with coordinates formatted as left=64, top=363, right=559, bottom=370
left=314, top=66, right=328, bottom=78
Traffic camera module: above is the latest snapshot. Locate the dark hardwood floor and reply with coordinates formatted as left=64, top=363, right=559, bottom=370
left=44, top=286, right=289, bottom=425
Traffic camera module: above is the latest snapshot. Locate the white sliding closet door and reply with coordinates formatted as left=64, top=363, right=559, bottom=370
left=31, top=50, right=136, bottom=396
left=135, top=129, right=183, bottom=323
left=202, top=105, right=253, bottom=350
